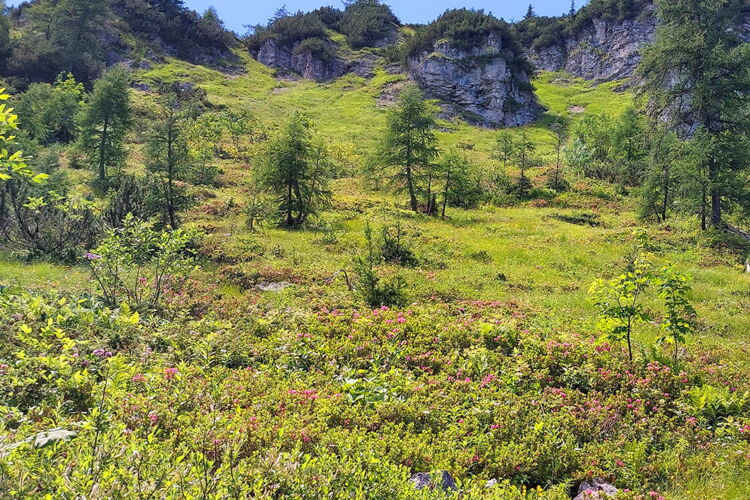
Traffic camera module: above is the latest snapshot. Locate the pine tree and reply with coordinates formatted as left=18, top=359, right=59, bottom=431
left=145, top=92, right=191, bottom=229
left=79, top=66, right=132, bottom=186
left=550, top=116, right=569, bottom=191
left=50, top=0, right=111, bottom=80
left=494, top=130, right=515, bottom=169
left=638, top=0, right=750, bottom=228
left=525, top=4, right=535, bottom=19
left=375, top=85, right=439, bottom=212
left=0, top=1, right=10, bottom=73
left=438, top=150, right=475, bottom=218
left=569, top=0, right=576, bottom=17
left=256, top=112, right=331, bottom=226
left=611, top=107, right=647, bottom=186
left=514, top=130, right=535, bottom=198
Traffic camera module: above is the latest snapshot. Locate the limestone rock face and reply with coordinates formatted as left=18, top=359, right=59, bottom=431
left=528, top=9, right=656, bottom=82
left=257, top=39, right=346, bottom=82
left=527, top=6, right=750, bottom=82
left=407, top=34, right=543, bottom=127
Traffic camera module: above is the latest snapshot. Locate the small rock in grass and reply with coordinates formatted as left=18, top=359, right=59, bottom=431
left=255, top=282, right=294, bottom=292
left=409, top=471, right=457, bottom=491
left=573, top=478, right=618, bottom=500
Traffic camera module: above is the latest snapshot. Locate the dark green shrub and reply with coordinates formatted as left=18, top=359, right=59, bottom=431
left=339, top=0, right=399, bottom=49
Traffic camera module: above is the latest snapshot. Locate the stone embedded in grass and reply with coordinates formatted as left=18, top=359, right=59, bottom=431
left=573, top=478, right=618, bottom=500
left=1, top=428, right=77, bottom=457
left=409, top=471, right=457, bottom=491
left=255, top=281, right=294, bottom=292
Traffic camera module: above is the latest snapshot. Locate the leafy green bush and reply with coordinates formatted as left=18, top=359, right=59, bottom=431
left=0, top=189, right=100, bottom=262
left=0, top=289, right=745, bottom=497
left=87, top=214, right=197, bottom=312
left=339, top=0, right=399, bottom=49
left=246, top=11, right=330, bottom=56
left=12, top=74, right=84, bottom=146
left=354, top=223, right=408, bottom=307
left=687, top=385, right=749, bottom=427
left=405, top=9, right=526, bottom=67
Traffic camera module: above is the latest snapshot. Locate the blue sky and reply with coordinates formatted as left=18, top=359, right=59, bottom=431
left=7, top=1, right=584, bottom=34
left=186, top=1, right=583, bottom=33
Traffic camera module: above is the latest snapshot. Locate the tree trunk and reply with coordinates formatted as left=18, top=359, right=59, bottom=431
left=286, top=182, right=293, bottom=226
left=98, top=115, right=109, bottom=184
left=425, top=175, right=432, bottom=214
left=700, top=182, right=707, bottom=231
left=441, top=176, right=449, bottom=218
left=293, top=180, right=304, bottom=225
left=661, top=165, right=670, bottom=222
left=626, top=318, right=633, bottom=362
left=405, top=165, right=418, bottom=212
left=710, top=188, right=722, bottom=226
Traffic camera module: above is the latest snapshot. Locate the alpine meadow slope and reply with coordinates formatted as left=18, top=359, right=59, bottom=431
left=0, top=1, right=750, bottom=499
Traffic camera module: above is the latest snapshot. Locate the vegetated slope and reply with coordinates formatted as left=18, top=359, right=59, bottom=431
left=247, top=7, right=544, bottom=127
left=2, top=57, right=750, bottom=494
left=1, top=2, right=750, bottom=498
left=0, top=0, right=238, bottom=86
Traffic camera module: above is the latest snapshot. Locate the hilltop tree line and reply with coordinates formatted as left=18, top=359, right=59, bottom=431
left=245, top=0, right=399, bottom=61
left=0, top=0, right=234, bottom=86
left=515, top=0, right=653, bottom=51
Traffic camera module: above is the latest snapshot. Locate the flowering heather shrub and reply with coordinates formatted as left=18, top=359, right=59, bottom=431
left=0, top=291, right=749, bottom=498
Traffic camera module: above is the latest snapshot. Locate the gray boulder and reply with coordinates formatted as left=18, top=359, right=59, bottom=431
left=255, top=282, right=294, bottom=293
left=409, top=471, right=458, bottom=491
left=573, top=478, right=618, bottom=500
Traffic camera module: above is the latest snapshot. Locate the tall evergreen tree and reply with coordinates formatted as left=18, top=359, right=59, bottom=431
left=79, top=66, right=132, bottom=186
left=524, top=4, right=535, bottom=19
left=375, top=85, right=438, bottom=212
left=494, top=130, right=515, bottom=169
left=611, top=107, right=647, bottom=186
left=256, top=112, right=331, bottom=226
left=638, top=0, right=750, bottom=228
left=50, top=0, right=111, bottom=80
left=438, top=150, right=476, bottom=218
left=0, top=1, right=10, bottom=73
left=568, top=0, right=576, bottom=17
left=550, top=117, right=569, bottom=191
left=146, top=92, right=191, bottom=229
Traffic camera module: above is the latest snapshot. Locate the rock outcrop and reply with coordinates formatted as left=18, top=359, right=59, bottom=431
left=526, top=6, right=750, bottom=82
left=257, top=39, right=346, bottom=82
left=527, top=9, right=656, bottom=82
left=407, top=34, right=543, bottom=127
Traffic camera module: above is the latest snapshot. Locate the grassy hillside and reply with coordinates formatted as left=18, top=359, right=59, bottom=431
left=2, top=53, right=750, bottom=498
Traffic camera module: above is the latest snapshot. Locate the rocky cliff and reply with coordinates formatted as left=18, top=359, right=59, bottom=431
left=525, top=6, right=750, bottom=83
left=527, top=8, right=656, bottom=82
left=256, top=40, right=347, bottom=82
left=407, top=34, right=543, bottom=127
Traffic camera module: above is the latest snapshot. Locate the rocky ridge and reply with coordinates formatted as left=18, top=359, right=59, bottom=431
left=407, top=34, right=542, bottom=127
left=527, top=11, right=656, bottom=82
left=527, top=4, right=750, bottom=83
left=256, top=39, right=347, bottom=81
